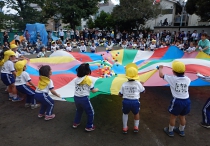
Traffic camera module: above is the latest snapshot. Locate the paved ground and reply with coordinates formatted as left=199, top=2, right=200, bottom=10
left=0, top=47, right=210, bottom=146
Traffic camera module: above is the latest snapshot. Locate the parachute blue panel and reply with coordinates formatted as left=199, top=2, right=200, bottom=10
left=25, top=23, right=48, bottom=45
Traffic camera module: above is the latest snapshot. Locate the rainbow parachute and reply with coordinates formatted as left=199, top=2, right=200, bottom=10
left=27, top=46, right=210, bottom=102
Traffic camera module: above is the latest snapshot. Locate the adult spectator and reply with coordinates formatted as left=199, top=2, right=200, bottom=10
left=24, top=30, right=30, bottom=42
left=195, top=33, right=210, bottom=55
left=191, top=30, right=199, bottom=42
left=3, top=31, right=9, bottom=45
left=116, top=31, right=122, bottom=44
left=47, top=32, right=52, bottom=40
left=66, top=30, right=70, bottom=40
left=163, top=18, right=168, bottom=26
left=122, top=30, right=127, bottom=40
left=70, top=29, right=74, bottom=39
left=14, top=33, right=20, bottom=45
left=59, top=29, right=64, bottom=41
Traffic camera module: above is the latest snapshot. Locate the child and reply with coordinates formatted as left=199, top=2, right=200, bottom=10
left=160, top=42, right=167, bottom=48
left=72, top=63, right=98, bottom=131
left=37, top=46, right=47, bottom=58
left=119, top=63, right=145, bottom=134
left=10, top=44, right=24, bottom=61
left=66, top=42, right=73, bottom=52
left=51, top=41, right=57, bottom=53
left=90, top=42, right=97, bottom=53
left=34, top=65, right=60, bottom=120
left=196, top=73, right=210, bottom=128
left=176, top=41, right=184, bottom=50
left=1, top=50, right=23, bottom=101
left=158, top=61, right=191, bottom=137
left=121, top=41, right=127, bottom=49
left=149, top=40, right=157, bottom=51
left=79, top=42, right=87, bottom=53
left=72, top=39, right=77, bottom=49
left=132, top=41, right=137, bottom=49
left=185, top=42, right=196, bottom=53
left=15, top=60, right=39, bottom=109
left=139, top=41, right=146, bottom=51
left=106, top=41, right=114, bottom=51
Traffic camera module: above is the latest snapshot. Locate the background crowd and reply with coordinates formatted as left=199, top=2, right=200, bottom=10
left=0, top=28, right=208, bottom=55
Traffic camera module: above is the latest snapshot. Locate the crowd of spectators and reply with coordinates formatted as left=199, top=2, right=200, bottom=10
left=1, top=28, right=209, bottom=56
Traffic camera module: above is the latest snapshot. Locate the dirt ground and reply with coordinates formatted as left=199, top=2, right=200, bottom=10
left=0, top=49, right=210, bottom=146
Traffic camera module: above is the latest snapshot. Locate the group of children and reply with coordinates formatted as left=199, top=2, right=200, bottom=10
left=1, top=43, right=210, bottom=135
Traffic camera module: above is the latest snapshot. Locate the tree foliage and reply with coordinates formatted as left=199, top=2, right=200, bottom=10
left=3, top=0, right=48, bottom=30
left=94, top=11, right=115, bottom=30
left=111, top=0, right=160, bottom=30
left=86, top=17, right=95, bottom=29
left=3, top=0, right=106, bottom=30
left=41, top=0, right=106, bottom=30
left=86, top=10, right=115, bottom=30
left=186, top=0, right=210, bottom=21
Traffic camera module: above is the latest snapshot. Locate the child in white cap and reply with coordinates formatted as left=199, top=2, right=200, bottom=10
left=119, top=63, right=145, bottom=134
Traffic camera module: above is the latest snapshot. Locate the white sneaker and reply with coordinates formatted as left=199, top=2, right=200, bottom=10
left=25, top=103, right=31, bottom=108
left=31, top=104, right=40, bottom=109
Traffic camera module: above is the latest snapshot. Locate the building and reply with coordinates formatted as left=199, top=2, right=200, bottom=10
left=81, top=0, right=116, bottom=29
left=145, top=0, right=200, bottom=29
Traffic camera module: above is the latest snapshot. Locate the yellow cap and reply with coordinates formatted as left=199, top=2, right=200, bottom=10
left=172, top=61, right=185, bottom=73
left=10, top=44, right=18, bottom=49
left=125, top=63, right=139, bottom=80
left=152, top=39, right=156, bottom=42
left=4, top=50, right=16, bottom=62
left=15, top=60, right=27, bottom=77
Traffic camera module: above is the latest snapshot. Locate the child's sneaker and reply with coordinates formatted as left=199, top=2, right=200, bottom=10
left=200, top=122, right=210, bottom=128
left=31, top=104, right=40, bottom=110
left=85, top=126, right=95, bottom=132
left=122, top=127, right=128, bottom=134
left=45, top=114, right=55, bottom=121
left=12, top=97, right=23, bottom=102
left=38, top=114, right=45, bottom=118
left=25, top=103, right=31, bottom=108
left=133, top=126, right=139, bottom=133
left=8, top=96, right=13, bottom=101
left=72, top=123, right=80, bottom=129
left=173, top=127, right=185, bottom=137
left=163, top=127, right=174, bottom=137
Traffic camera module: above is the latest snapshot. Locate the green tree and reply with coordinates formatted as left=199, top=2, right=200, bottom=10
left=185, top=0, right=197, bottom=15
left=4, top=0, right=48, bottom=30
left=42, top=0, right=106, bottom=30
left=112, top=0, right=160, bottom=30
left=86, top=17, right=95, bottom=29
left=95, top=11, right=112, bottom=30
left=186, top=0, right=210, bottom=21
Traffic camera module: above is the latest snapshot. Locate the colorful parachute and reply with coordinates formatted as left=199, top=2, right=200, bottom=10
left=26, top=46, right=210, bottom=102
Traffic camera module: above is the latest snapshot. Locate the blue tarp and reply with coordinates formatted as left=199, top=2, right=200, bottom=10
left=24, top=23, right=48, bottom=45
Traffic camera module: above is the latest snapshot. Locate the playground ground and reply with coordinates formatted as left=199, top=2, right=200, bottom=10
left=0, top=47, right=210, bottom=146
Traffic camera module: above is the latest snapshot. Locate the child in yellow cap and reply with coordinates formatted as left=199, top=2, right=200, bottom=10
left=1, top=50, right=23, bottom=102
left=34, top=65, right=60, bottom=121
left=149, top=39, right=157, bottom=51
left=15, top=60, right=39, bottom=109
left=119, top=63, right=145, bottom=134
left=158, top=61, right=191, bottom=137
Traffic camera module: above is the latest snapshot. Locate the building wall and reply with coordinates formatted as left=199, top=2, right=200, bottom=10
left=145, top=0, right=200, bottom=29
left=145, top=0, right=175, bottom=29
left=188, top=14, right=200, bottom=26
left=81, top=0, right=115, bottom=29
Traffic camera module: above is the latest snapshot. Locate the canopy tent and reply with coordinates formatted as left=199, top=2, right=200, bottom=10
left=24, top=23, right=48, bottom=45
